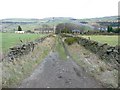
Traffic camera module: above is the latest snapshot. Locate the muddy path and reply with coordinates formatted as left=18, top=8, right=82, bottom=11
left=18, top=50, right=103, bottom=88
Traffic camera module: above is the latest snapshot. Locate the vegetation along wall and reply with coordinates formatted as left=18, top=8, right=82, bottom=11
left=77, top=37, right=120, bottom=69
left=2, top=35, right=52, bottom=61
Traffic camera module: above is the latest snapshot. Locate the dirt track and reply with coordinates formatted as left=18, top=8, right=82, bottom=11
left=19, top=51, right=103, bottom=88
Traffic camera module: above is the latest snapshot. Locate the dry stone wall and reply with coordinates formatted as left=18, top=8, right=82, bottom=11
left=3, top=35, right=52, bottom=61
left=77, top=37, right=120, bottom=69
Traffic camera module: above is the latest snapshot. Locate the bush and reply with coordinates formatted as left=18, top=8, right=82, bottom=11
left=65, top=37, right=78, bottom=45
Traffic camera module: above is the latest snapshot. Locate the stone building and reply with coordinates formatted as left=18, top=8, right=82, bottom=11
left=34, top=26, right=56, bottom=34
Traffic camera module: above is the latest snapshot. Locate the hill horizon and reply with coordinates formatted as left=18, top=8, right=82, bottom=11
left=1, top=15, right=118, bottom=20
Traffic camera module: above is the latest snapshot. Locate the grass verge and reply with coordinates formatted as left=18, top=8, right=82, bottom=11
left=66, top=43, right=118, bottom=88
left=2, top=37, right=55, bottom=88
left=55, top=35, right=67, bottom=60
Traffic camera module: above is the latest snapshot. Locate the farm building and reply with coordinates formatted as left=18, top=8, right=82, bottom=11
left=34, top=26, right=56, bottom=34
left=72, top=29, right=81, bottom=34
left=15, top=31, right=25, bottom=34
left=92, top=25, right=107, bottom=31
left=34, top=28, right=54, bottom=34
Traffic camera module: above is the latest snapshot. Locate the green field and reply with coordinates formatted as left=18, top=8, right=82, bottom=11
left=81, top=35, right=119, bottom=46
left=1, top=33, right=47, bottom=52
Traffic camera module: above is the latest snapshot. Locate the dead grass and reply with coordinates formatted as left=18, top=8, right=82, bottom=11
left=2, top=37, right=55, bottom=88
left=67, top=43, right=118, bottom=88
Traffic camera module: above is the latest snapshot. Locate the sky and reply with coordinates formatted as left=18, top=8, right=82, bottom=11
left=0, top=0, right=119, bottom=19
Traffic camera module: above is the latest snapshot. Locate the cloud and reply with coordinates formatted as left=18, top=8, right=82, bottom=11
left=0, top=0, right=119, bottom=19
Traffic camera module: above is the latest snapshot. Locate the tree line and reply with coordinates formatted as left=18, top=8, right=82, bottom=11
left=107, top=26, right=120, bottom=33
left=55, top=23, right=93, bottom=34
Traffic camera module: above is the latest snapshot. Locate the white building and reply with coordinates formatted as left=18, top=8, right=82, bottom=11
left=15, top=31, right=25, bottom=34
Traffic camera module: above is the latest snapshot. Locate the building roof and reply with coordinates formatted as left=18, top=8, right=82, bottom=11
left=72, top=29, right=80, bottom=32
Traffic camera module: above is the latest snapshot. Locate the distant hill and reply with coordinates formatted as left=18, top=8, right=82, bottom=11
left=1, top=17, right=83, bottom=32
left=1, top=18, right=39, bottom=23
left=79, top=16, right=118, bottom=22
left=1, top=16, right=118, bottom=24
left=1, top=16, right=118, bottom=32
left=1, top=16, right=118, bottom=22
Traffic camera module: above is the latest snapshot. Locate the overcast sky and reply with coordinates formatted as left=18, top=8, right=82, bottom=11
left=0, top=0, right=119, bottom=19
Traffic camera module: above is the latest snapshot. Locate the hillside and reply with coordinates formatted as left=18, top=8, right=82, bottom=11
left=1, top=17, right=83, bottom=32
left=79, top=16, right=118, bottom=22
left=1, top=16, right=118, bottom=32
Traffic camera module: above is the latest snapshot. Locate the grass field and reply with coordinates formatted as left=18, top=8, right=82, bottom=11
left=80, top=35, right=119, bottom=46
left=1, top=33, right=47, bottom=52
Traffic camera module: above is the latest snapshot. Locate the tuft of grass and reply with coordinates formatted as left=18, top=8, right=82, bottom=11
left=64, top=37, right=78, bottom=45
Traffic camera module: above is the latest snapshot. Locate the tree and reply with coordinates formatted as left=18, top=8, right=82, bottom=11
left=112, top=28, right=120, bottom=33
left=18, top=26, right=22, bottom=31
left=107, top=26, right=113, bottom=33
